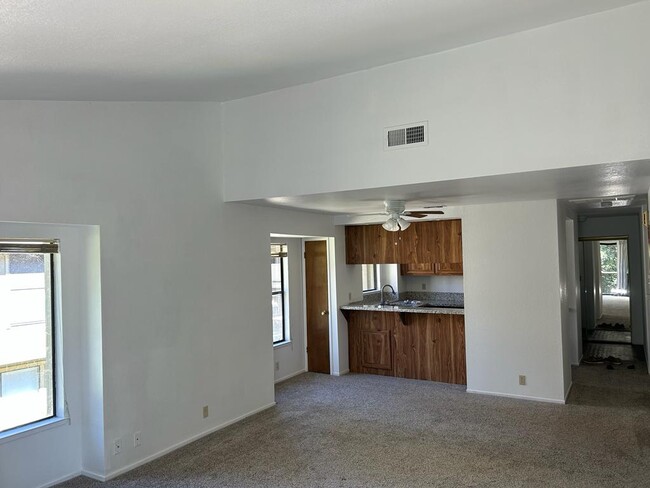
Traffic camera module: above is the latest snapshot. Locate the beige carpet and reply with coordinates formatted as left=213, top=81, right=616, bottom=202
left=600, top=295, right=631, bottom=328
left=57, top=368, right=650, bottom=488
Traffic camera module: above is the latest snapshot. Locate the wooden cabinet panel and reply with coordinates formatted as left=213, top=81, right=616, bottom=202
left=361, top=330, right=392, bottom=370
left=436, top=262, right=463, bottom=275
left=400, top=219, right=463, bottom=275
left=345, top=219, right=462, bottom=272
left=399, top=221, right=434, bottom=264
left=434, top=219, right=463, bottom=274
left=400, top=263, right=435, bottom=275
left=346, top=310, right=466, bottom=385
left=345, top=225, right=366, bottom=265
left=367, top=225, right=399, bottom=264
left=348, top=311, right=396, bottom=376
left=393, top=313, right=466, bottom=385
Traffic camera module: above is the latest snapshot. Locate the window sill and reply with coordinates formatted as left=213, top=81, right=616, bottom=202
left=273, top=340, right=292, bottom=349
left=0, top=416, right=70, bottom=445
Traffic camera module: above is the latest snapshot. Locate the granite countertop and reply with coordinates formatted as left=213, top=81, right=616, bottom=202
left=340, top=292, right=464, bottom=315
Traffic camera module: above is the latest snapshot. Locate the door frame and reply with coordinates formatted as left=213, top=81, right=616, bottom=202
left=302, top=237, right=337, bottom=375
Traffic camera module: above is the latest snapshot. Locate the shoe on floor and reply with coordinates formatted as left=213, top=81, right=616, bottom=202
left=605, top=356, right=622, bottom=365
left=583, top=356, right=605, bottom=364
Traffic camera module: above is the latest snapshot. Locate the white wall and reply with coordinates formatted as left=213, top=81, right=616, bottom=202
left=0, top=101, right=346, bottom=487
left=462, top=200, right=566, bottom=403
left=400, top=275, right=464, bottom=294
left=272, top=238, right=306, bottom=383
left=556, top=203, right=577, bottom=397
left=222, top=2, right=650, bottom=202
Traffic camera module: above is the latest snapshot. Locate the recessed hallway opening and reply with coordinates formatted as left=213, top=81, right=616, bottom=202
left=575, top=211, right=648, bottom=376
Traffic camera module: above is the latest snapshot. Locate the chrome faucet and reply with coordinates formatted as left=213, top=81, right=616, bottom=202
left=380, top=284, right=396, bottom=305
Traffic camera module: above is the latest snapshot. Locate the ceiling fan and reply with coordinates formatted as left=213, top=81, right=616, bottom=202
left=369, top=200, right=444, bottom=232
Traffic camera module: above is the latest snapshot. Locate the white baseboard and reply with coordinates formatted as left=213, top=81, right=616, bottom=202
left=81, top=469, right=107, bottom=482
left=274, top=369, right=307, bottom=384
left=103, top=402, right=276, bottom=481
left=564, top=381, right=574, bottom=402
left=333, top=369, right=349, bottom=376
left=39, top=471, right=82, bottom=488
left=467, top=389, right=566, bottom=405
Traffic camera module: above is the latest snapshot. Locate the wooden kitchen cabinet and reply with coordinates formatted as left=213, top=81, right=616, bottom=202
left=344, top=219, right=463, bottom=273
left=434, top=219, right=463, bottom=274
left=393, top=313, right=466, bottom=384
left=345, top=224, right=401, bottom=264
left=348, top=311, right=395, bottom=376
left=345, top=225, right=366, bottom=264
left=347, top=310, right=466, bottom=385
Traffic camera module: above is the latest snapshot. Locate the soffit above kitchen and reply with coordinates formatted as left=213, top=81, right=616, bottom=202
left=0, top=0, right=643, bottom=101
left=237, top=160, right=650, bottom=221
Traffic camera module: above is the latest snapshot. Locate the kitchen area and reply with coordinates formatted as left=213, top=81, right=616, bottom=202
left=341, top=218, right=466, bottom=385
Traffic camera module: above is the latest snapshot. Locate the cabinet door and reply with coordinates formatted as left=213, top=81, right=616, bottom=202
left=348, top=311, right=395, bottom=375
left=399, top=221, right=434, bottom=264
left=400, top=263, right=436, bottom=276
left=434, top=219, right=463, bottom=274
left=393, top=313, right=466, bottom=384
left=361, top=330, right=392, bottom=370
left=345, top=225, right=366, bottom=264
left=365, top=225, right=399, bottom=264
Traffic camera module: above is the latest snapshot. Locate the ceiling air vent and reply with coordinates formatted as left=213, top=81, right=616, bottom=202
left=384, top=121, right=428, bottom=150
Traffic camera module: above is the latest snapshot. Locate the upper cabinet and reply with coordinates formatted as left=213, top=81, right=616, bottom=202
left=345, top=219, right=463, bottom=275
left=345, top=224, right=400, bottom=264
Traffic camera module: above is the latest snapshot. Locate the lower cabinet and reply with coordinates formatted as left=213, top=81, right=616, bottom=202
left=348, top=311, right=466, bottom=385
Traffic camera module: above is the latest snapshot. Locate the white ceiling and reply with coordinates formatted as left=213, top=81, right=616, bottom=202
left=239, top=161, right=650, bottom=219
left=0, top=0, right=643, bottom=101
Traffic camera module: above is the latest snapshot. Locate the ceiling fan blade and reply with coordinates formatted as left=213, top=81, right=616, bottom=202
left=404, top=211, right=444, bottom=218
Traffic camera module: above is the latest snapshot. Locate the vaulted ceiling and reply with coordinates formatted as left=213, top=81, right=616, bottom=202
left=0, top=0, right=643, bottom=101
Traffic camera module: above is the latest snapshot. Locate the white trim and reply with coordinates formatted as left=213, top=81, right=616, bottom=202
left=274, top=369, right=307, bottom=384
left=80, top=469, right=106, bottom=482
left=564, top=381, right=574, bottom=402
left=273, top=339, right=292, bottom=349
left=36, top=470, right=82, bottom=488
left=333, top=369, right=349, bottom=376
left=466, top=389, right=566, bottom=405
left=0, top=416, right=70, bottom=445
left=103, top=402, right=276, bottom=481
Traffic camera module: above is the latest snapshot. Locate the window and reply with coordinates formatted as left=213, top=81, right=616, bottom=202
left=362, top=264, right=378, bottom=292
left=0, top=239, right=58, bottom=434
left=271, top=244, right=288, bottom=344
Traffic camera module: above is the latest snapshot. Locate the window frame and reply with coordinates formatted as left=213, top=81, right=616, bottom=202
left=271, top=244, right=289, bottom=345
left=362, top=264, right=379, bottom=293
left=0, top=240, right=59, bottom=436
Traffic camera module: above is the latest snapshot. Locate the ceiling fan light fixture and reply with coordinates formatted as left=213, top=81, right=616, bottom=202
left=382, top=218, right=399, bottom=232
left=397, top=218, right=411, bottom=231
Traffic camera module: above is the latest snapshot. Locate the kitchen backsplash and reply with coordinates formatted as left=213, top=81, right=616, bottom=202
left=359, top=291, right=464, bottom=307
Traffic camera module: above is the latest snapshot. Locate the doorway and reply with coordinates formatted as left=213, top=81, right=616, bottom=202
left=580, top=237, right=641, bottom=364
left=304, top=240, right=330, bottom=374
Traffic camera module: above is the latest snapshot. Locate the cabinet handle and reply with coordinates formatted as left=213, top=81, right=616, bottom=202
left=321, top=310, right=329, bottom=316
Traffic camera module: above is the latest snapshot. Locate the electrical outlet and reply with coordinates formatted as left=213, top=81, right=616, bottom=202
left=519, top=375, right=527, bottom=386
left=348, top=292, right=352, bottom=301
left=113, top=438, right=122, bottom=455
left=274, top=361, right=280, bottom=372
left=133, top=431, right=142, bottom=447
left=421, top=283, right=426, bottom=290
left=203, top=405, right=209, bottom=418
